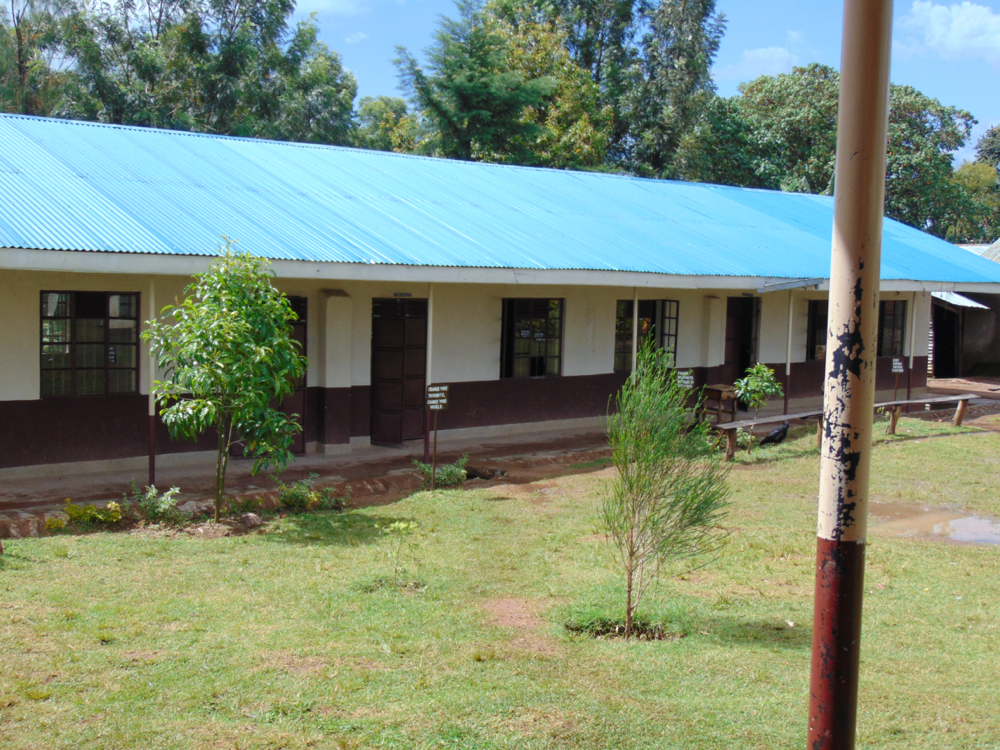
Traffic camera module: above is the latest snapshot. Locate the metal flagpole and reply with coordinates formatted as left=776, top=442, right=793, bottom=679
left=808, top=0, right=894, bottom=747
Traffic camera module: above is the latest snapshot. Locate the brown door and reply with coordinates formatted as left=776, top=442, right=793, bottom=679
left=723, top=296, right=759, bottom=385
left=370, top=298, right=427, bottom=445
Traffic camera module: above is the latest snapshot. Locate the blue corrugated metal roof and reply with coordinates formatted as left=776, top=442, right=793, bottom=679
left=3, top=112, right=1000, bottom=284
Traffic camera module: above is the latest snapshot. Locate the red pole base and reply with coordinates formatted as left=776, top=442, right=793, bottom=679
left=808, top=537, right=866, bottom=749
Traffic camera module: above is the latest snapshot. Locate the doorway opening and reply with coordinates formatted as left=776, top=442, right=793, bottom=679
left=723, top=296, right=760, bottom=388
left=932, top=303, right=960, bottom=378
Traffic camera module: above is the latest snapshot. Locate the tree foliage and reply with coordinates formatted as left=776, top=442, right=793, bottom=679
left=143, top=240, right=307, bottom=521
left=976, top=124, right=1000, bottom=169
left=0, top=0, right=71, bottom=115
left=395, top=0, right=558, bottom=162
left=620, top=0, right=724, bottom=176
left=602, top=341, right=729, bottom=638
left=352, top=94, right=412, bottom=152
left=1, top=0, right=357, bottom=142
left=680, top=64, right=979, bottom=239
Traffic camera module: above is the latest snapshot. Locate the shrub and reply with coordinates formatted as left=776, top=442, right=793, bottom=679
left=274, top=474, right=345, bottom=512
left=126, top=481, right=184, bottom=523
left=64, top=499, right=125, bottom=527
left=412, top=454, right=468, bottom=490
left=45, top=516, right=67, bottom=532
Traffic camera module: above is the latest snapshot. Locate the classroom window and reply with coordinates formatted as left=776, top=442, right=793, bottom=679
left=806, top=300, right=828, bottom=361
left=500, top=298, right=563, bottom=378
left=878, top=300, right=907, bottom=358
left=40, top=291, right=140, bottom=397
left=614, top=300, right=679, bottom=371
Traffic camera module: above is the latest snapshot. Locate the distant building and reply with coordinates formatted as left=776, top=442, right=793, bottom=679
left=4, top=114, right=1000, bottom=475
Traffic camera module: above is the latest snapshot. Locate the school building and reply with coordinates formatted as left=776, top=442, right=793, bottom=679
left=3, top=113, right=1000, bottom=474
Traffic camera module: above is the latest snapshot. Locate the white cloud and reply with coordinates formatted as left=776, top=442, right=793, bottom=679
left=714, top=47, right=800, bottom=83
left=896, top=1, right=1000, bottom=67
left=787, top=30, right=806, bottom=45
left=345, top=31, right=369, bottom=43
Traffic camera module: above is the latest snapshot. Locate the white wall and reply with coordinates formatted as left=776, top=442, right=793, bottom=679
left=1, top=269, right=933, bottom=404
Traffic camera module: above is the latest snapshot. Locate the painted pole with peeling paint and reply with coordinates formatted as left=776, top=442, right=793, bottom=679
left=808, top=0, right=893, bottom=747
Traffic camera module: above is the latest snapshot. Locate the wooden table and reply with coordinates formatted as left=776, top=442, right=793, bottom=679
left=701, top=384, right=738, bottom=425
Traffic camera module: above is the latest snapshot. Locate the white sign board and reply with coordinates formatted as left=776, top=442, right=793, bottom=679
left=892, top=358, right=905, bottom=374
left=677, top=370, right=695, bottom=389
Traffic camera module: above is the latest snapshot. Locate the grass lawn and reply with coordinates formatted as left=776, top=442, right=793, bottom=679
left=2, top=419, right=999, bottom=749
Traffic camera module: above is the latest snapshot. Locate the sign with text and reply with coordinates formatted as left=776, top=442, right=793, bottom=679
left=677, top=370, right=695, bottom=389
left=892, top=358, right=906, bottom=374
left=426, top=384, right=450, bottom=411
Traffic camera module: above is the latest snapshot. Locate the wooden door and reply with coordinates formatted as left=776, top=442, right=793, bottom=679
left=723, top=296, right=758, bottom=385
left=370, top=298, right=427, bottom=445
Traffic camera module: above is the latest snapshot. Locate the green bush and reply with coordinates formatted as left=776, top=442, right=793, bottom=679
left=274, top=473, right=345, bottom=512
left=125, top=481, right=184, bottom=524
left=63, top=499, right=125, bottom=527
left=412, top=454, right=468, bottom=490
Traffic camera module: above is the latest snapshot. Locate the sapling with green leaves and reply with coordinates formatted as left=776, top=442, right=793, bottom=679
left=733, top=363, right=784, bottom=419
left=602, top=340, right=731, bottom=638
left=143, top=240, right=307, bottom=522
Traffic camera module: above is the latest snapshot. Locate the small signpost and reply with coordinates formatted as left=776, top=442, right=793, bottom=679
left=677, top=370, right=695, bottom=389
left=892, top=357, right=906, bottom=401
left=426, top=384, right=449, bottom=489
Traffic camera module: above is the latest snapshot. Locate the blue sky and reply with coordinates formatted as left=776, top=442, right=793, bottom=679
left=298, top=0, right=1000, bottom=164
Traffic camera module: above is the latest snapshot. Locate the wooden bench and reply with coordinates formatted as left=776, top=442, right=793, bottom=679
left=714, top=394, right=977, bottom=461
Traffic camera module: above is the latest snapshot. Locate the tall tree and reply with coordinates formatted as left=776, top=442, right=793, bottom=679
left=976, top=124, right=1000, bottom=169
left=485, top=4, right=612, bottom=168
left=732, top=64, right=976, bottom=238
left=352, top=94, right=411, bottom=152
left=394, top=0, right=558, bottom=162
left=52, top=0, right=356, bottom=142
left=0, top=0, right=69, bottom=115
left=621, top=0, right=725, bottom=175
left=950, top=161, right=1000, bottom=242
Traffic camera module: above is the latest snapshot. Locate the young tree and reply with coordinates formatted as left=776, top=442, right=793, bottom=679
left=733, top=363, right=783, bottom=420
left=143, top=240, right=306, bottom=521
left=602, top=341, right=730, bottom=638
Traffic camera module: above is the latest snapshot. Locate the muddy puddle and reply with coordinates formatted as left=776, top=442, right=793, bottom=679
left=869, top=502, right=1000, bottom=544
